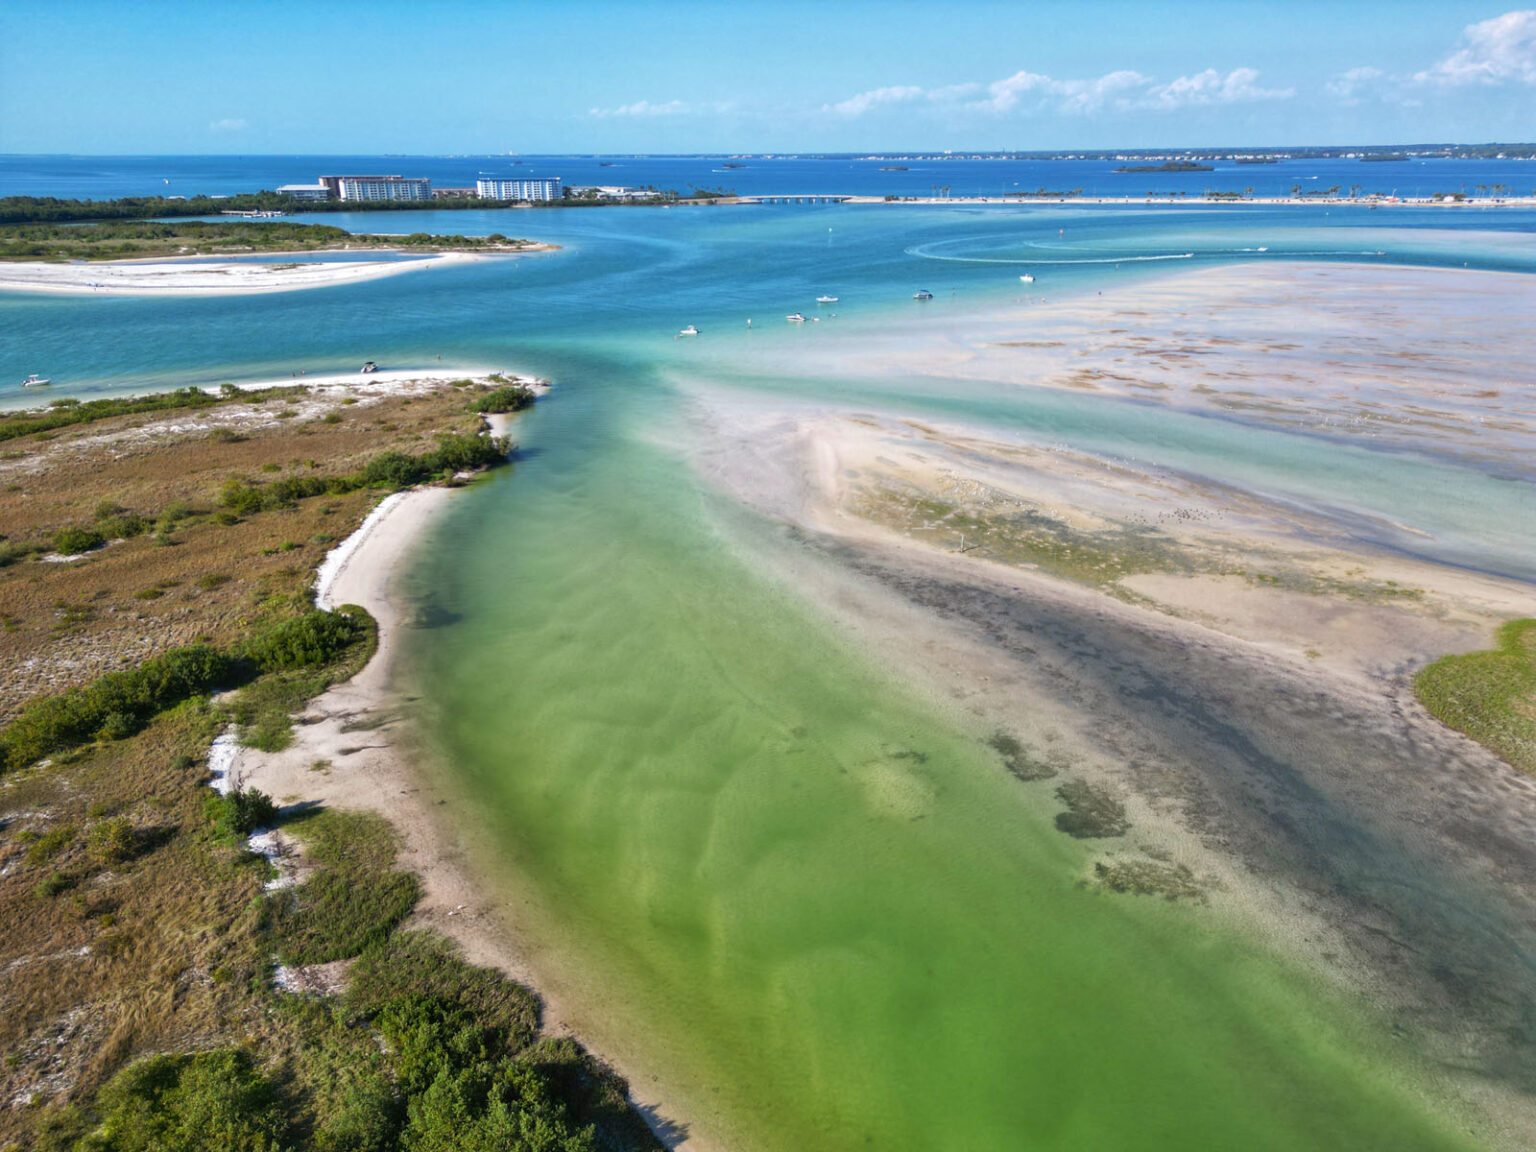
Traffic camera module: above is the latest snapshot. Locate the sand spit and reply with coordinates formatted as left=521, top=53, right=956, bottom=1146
left=0, top=249, right=534, bottom=297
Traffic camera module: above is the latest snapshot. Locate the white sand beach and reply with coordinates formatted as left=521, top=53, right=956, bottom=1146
left=0, top=250, right=514, bottom=297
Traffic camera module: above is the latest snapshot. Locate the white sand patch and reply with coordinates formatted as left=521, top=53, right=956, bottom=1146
left=206, top=730, right=240, bottom=795
left=314, top=493, right=406, bottom=610
left=0, top=251, right=508, bottom=297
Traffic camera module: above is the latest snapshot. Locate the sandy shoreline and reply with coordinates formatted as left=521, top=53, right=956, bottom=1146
left=224, top=455, right=697, bottom=1147
left=0, top=249, right=544, bottom=297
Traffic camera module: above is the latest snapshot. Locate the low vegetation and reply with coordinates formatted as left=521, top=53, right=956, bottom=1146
left=986, top=730, right=1058, bottom=781
left=470, top=384, right=537, bottom=414
left=0, top=387, right=286, bottom=445
left=1053, top=779, right=1131, bottom=839
left=1091, top=856, right=1207, bottom=902
left=1416, top=618, right=1536, bottom=775
left=0, top=376, right=640, bottom=1150
left=0, top=220, right=533, bottom=263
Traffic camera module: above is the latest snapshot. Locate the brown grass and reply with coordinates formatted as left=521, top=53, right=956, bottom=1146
left=0, top=379, right=506, bottom=1136
left=0, top=385, right=486, bottom=721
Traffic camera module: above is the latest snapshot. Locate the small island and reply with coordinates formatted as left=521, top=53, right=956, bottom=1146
left=0, top=221, right=555, bottom=297
left=1114, top=160, right=1216, bottom=173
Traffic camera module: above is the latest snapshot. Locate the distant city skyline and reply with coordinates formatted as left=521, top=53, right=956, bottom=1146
left=1, top=1, right=1533, bottom=155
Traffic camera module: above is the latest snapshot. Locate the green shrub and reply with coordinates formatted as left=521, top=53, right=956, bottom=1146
left=88, top=817, right=136, bottom=864
left=25, top=825, right=75, bottom=866
left=265, top=475, right=329, bottom=507
left=81, top=1049, right=289, bottom=1152
left=98, top=711, right=137, bottom=741
left=97, top=512, right=149, bottom=540
left=0, top=644, right=230, bottom=773
left=469, top=385, right=536, bottom=414
left=244, top=609, right=365, bottom=672
left=34, top=870, right=76, bottom=898
left=206, top=787, right=278, bottom=839
left=52, top=525, right=105, bottom=555
left=196, top=573, right=231, bottom=591
left=217, top=479, right=266, bottom=517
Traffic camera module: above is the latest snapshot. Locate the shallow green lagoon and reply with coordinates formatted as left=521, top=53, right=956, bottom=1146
left=12, top=201, right=1525, bottom=1148
left=404, top=374, right=1478, bottom=1150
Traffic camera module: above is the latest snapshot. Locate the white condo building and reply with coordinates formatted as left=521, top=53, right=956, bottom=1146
left=476, top=177, right=563, bottom=202
left=324, top=175, right=432, bottom=202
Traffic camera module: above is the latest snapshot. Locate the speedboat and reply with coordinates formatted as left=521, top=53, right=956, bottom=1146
left=786, top=312, right=808, bottom=322
left=20, top=374, right=50, bottom=388
left=913, top=290, right=933, bottom=300
left=816, top=295, right=839, bottom=304
left=679, top=325, right=699, bottom=336
left=1018, top=274, right=1035, bottom=283
left=360, top=361, right=378, bottom=374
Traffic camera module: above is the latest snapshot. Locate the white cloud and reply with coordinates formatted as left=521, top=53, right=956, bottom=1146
left=1142, top=68, right=1293, bottom=109
left=209, top=117, right=247, bottom=133
left=589, top=99, right=691, bottom=118
left=1326, top=66, right=1385, bottom=102
left=824, top=64, right=1288, bottom=120
left=1415, top=9, right=1536, bottom=85
left=828, top=85, right=925, bottom=117
left=971, top=69, right=1149, bottom=115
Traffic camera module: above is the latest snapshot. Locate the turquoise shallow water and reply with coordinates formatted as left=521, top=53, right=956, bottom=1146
left=6, top=199, right=1535, bottom=1147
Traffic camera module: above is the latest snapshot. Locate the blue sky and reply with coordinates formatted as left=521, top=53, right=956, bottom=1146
left=1, top=1, right=1533, bottom=153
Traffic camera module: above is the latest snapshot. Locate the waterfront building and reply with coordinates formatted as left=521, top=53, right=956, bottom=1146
left=476, top=177, right=563, bottom=202
left=319, top=175, right=433, bottom=202
left=277, top=183, right=332, bottom=202
left=567, top=185, right=658, bottom=201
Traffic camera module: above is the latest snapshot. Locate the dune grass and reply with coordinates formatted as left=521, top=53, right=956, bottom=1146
left=1415, top=618, right=1536, bottom=775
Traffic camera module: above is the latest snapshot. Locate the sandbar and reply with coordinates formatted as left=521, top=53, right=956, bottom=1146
left=0, top=250, right=537, bottom=297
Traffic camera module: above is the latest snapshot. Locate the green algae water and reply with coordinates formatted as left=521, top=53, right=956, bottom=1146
left=11, top=196, right=1536, bottom=1149
left=402, top=364, right=1480, bottom=1150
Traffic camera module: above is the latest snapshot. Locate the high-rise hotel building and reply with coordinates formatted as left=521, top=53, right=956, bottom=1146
left=476, top=177, right=563, bottom=202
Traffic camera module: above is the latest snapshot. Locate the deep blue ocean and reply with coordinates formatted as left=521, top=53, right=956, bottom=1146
left=3, top=152, right=1536, bottom=201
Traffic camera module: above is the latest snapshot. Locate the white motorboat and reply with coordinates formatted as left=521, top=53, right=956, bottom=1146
left=1018, top=274, right=1035, bottom=283
left=360, top=361, right=378, bottom=374
left=786, top=312, right=808, bottom=322
left=679, top=325, right=699, bottom=336
left=20, top=374, right=51, bottom=388
left=816, top=295, right=839, bottom=304
left=913, top=290, right=933, bottom=300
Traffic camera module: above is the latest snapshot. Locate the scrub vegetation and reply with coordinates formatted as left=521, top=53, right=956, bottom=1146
left=0, top=379, right=653, bottom=1150
left=0, top=382, right=514, bottom=722
left=1415, top=618, right=1536, bottom=775
left=0, top=220, right=535, bottom=263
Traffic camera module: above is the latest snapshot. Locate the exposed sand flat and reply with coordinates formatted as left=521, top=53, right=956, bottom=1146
left=801, top=261, right=1536, bottom=472
left=672, top=259, right=1536, bottom=1142
left=0, top=251, right=500, bottom=296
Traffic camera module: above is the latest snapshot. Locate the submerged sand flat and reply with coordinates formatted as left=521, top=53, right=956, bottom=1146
left=0, top=251, right=494, bottom=296
left=674, top=259, right=1536, bottom=1140
left=787, top=261, right=1536, bottom=473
